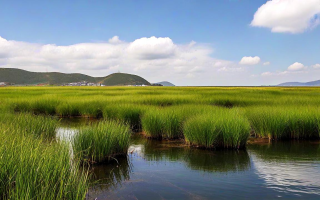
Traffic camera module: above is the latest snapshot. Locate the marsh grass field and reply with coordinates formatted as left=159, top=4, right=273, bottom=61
left=1, top=86, right=320, bottom=199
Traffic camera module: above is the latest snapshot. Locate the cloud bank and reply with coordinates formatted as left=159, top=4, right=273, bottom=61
left=251, top=0, right=320, bottom=33
left=1, top=35, right=319, bottom=86
left=312, top=64, right=320, bottom=69
left=0, top=36, right=240, bottom=85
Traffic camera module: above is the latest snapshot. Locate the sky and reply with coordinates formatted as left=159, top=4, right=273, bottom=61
left=0, top=0, right=320, bottom=86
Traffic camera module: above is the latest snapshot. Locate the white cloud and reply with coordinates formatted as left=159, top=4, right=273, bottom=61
left=261, top=72, right=273, bottom=76
left=288, top=62, right=305, bottom=71
left=127, top=36, right=177, bottom=60
left=108, top=36, right=122, bottom=44
left=312, top=64, right=320, bottom=68
left=260, top=69, right=309, bottom=77
left=0, top=35, right=239, bottom=85
left=260, top=63, right=310, bottom=77
left=251, top=0, right=320, bottom=33
left=218, top=66, right=244, bottom=72
left=239, top=56, right=261, bottom=65
left=263, top=62, right=270, bottom=66
left=4, top=35, right=318, bottom=86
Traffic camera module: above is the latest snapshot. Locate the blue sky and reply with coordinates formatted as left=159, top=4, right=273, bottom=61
left=0, top=0, right=319, bottom=86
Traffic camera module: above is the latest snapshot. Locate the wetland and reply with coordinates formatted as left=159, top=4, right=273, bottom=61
left=1, top=86, right=320, bottom=199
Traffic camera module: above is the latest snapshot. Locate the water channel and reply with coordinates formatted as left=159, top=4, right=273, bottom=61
left=58, top=118, right=320, bottom=200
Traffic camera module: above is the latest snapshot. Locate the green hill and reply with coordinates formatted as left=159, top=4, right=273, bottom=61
left=99, top=73, right=150, bottom=86
left=0, top=68, right=150, bottom=86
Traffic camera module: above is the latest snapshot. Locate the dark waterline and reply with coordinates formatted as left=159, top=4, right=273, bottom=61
left=59, top=118, right=320, bottom=200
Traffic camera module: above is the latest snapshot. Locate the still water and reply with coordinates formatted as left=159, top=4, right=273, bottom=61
left=59, top=118, right=320, bottom=200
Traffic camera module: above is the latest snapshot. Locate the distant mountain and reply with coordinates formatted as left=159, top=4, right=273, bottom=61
left=0, top=68, right=150, bottom=86
left=278, top=80, right=320, bottom=86
left=154, top=81, right=175, bottom=86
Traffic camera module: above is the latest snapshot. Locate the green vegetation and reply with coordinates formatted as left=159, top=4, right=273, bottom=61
left=0, top=113, right=89, bottom=200
left=0, top=112, right=58, bottom=138
left=183, top=109, right=251, bottom=149
left=100, top=72, right=150, bottom=86
left=72, top=120, right=131, bottom=163
left=141, top=105, right=210, bottom=139
left=0, top=68, right=150, bottom=85
left=0, top=68, right=97, bottom=85
left=1, top=86, right=320, bottom=198
left=245, top=106, right=320, bottom=139
left=2, top=86, right=320, bottom=142
left=103, top=104, right=148, bottom=130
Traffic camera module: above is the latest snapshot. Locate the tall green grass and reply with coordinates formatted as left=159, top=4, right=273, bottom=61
left=0, top=124, right=89, bottom=199
left=11, top=98, right=59, bottom=115
left=141, top=105, right=225, bottom=139
left=103, top=104, right=148, bottom=130
left=56, top=100, right=104, bottom=118
left=183, top=109, right=251, bottom=149
left=3, top=86, right=320, bottom=143
left=141, top=107, right=188, bottom=139
left=245, top=106, right=320, bottom=139
left=141, top=108, right=166, bottom=138
left=72, top=120, right=131, bottom=163
left=0, top=112, right=58, bottom=138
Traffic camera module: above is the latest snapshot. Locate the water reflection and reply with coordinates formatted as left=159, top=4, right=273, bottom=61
left=56, top=120, right=320, bottom=199
left=185, top=150, right=250, bottom=173
left=87, top=157, right=132, bottom=199
left=56, top=127, right=77, bottom=141
left=248, top=141, right=320, bottom=196
left=130, top=134, right=251, bottom=172
left=88, top=134, right=251, bottom=199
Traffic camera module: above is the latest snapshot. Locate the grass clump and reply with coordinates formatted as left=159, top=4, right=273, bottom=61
left=183, top=109, right=250, bottom=149
left=72, top=120, right=131, bottom=163
left=141, top=109, right=164, bottom=138
left=141, top=105, right=224, bottom=139
left=245, top=106, right=320, bottom=140
left=0, top=125, right=89, bottom=199
left=103, top=104, right=148, bottom=131
left=141, top=108, right=185, bottom=139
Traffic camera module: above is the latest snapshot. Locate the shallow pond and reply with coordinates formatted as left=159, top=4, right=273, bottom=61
left=59, top=118, right=320, bottom=200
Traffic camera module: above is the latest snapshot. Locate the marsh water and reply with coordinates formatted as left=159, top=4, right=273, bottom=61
left=58, top=118, right=320, bottom=200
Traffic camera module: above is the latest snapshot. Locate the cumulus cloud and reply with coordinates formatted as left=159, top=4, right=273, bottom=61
left=251, top=0, right=320, bottom=33
left=127, top=36, right=177, bottom=60
left=239, top=56, right=261, bottom=65
left=0, top=35, right=239, bottom=85
left=108, top=36, right=122, bottom=44
left=312, top=64, right=320, bottom=68
left=288, top=62, right=305, bottom=71
left=263, top=62, right=270, bottom=66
